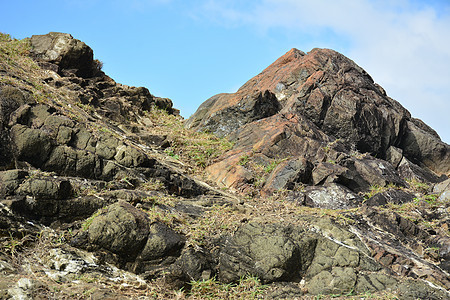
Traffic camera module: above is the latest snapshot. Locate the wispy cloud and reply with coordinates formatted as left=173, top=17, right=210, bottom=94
left=194, top=0, right=450, bottom=142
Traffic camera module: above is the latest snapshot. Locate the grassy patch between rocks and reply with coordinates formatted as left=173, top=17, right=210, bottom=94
left=146, top=108, right=234, bottom=171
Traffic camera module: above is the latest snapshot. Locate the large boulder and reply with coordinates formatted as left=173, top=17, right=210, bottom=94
left=85, top=202, right=150, bottom=261
left=82, top=201, right=185, bottom=270
left=10, top=124, right=53, bottom=168
left=185, top=89, right=281, bottom=137
left=400, top=119, right=450, bottom=176
left=218, top=223, right=316, bottom=283
left=30, top=32, right=96, bottom=78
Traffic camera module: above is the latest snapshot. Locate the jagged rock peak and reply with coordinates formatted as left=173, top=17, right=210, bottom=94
left=187, top=47, right=449, bottom=176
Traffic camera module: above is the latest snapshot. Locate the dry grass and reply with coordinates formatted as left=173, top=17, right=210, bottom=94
left=144, top=108, right=234, bottom=171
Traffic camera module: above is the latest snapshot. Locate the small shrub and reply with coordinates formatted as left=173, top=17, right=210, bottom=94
left=364, top=184, right=386, bottom=200
left=92, top=59, right=103, bottom=73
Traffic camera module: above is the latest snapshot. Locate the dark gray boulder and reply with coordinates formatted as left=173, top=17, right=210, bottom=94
left=185, top=90, right=281, bottom=137
left=400, top=119, right=450, bottom=176
left=85, top=201, right=150, bottom=261
left=30, top=32, right=96, bottom=78
left=0, top=169, right=28, bottom=197
left=364, top=188, right=415, bottom=207
left=342, top=157, right=406, bottom=192
left=10, top=124, right=53, bottom=168
left=82, top=201, right=187, bottom=273
left=218, top=223, right=316, bottom=283
left=137, top=222, right=185, bottom=262
left=262, top=157, right=313, bottom=196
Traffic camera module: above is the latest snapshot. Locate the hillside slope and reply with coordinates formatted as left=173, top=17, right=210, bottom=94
left=0, top=33, right=449, bottom=299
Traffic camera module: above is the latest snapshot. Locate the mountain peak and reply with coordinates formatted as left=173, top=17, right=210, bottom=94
left=187, top=47, right=449, bottom=176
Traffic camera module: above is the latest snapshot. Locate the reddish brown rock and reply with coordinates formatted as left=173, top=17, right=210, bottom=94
left=206, top=113, right=333, bottom=192
left=189, top=47, right=449, bottom=191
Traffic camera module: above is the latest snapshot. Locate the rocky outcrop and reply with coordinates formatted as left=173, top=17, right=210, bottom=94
left=184, top=90, right=281, bottom=137
left=30, top=32, right=96, bottom=78
left=1, top=32, right=449, bottom=299
left=188, top=48, right=449, bottom=196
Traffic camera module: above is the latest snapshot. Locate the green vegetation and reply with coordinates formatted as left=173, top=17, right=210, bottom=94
left=2, top=232, right=23, bottom=257
left=164, top=148, right=180, bottom=160
left=238, top=154, right=250, bottom=166
left=363, top=183, right=400, bottom=201
left=81, top=210, right=102, bottom=231
left=264, top=157, right=287, bottom=173
left=0, top=32, right=31, bottom=58
left=413, top=194, right=439, bottom=206
left=407, top=178, right=430, bottom=193
left=147, top=108, right=234, bottom=171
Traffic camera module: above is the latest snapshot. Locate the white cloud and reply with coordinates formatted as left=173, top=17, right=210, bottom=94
left=194, top=0, right=450, bottom=143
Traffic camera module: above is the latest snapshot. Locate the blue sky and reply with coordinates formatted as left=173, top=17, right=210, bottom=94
left=2, top=0, right=450, bottom=143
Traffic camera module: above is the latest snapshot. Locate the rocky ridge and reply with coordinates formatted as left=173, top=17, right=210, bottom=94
left=0, top=32, right=449, bottom=299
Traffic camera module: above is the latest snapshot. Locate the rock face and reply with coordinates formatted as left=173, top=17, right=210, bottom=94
left=184, top=90, right=281, bottom=137
left=30, top=32, right=96, bottom=78
left=1, top=33, right=449, bottom=299
left=188, top=48, right=449, bottom=196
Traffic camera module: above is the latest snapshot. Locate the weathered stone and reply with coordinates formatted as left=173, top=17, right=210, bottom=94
left=397, top=279, right=450, bottom=300
left=206, top=113, right=331, bottom=192
left=385, top=145, right=403, bottom=168
left=354, top=273, right=397, bottom=294
left=95, top=136, right=119, bottom=160
left=262, top=158, right=313, bottom=196
left=311, top=162, right=352, bottom=186
left=71, top=128, right=93, bottom=150
left=433, top=178, right=450, bottom=202
left=0, top=169, right=28, bottom=197
left=189, top=48, right=413, bottom=159
left=0, top=87, right=33, bottom=169
left=137, top=222, right=185, bottom=262
left=307, top=267, right=357, bottom=295
left=304, top=183, right=362, bottom=209
left=342, top=157, right=406, bottom=192
left=16, top=177, right=72, bottom=200
left=186, top=90, right=281, bottom=137
left=219, top=223, right=316, bottom=283
left=41, top=114, right=74, bottom=144
left=364, top=189, right=415, bottom=207
left=86, top=201, right=150, bottom=261
left=43, top=146, right=102, bottom=178
left=10, top=124, right=53, bottom=167
left=397, top=156, right=442, bottom=183
left=114, top=145, right=149, bottom=168
left=400, top=120, right=450, bottom=176
left=168, top=247, right=211, bottom=283
left=30, top=32, right=96, bottom=78
left=0, top=87, right=31, bottom=125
